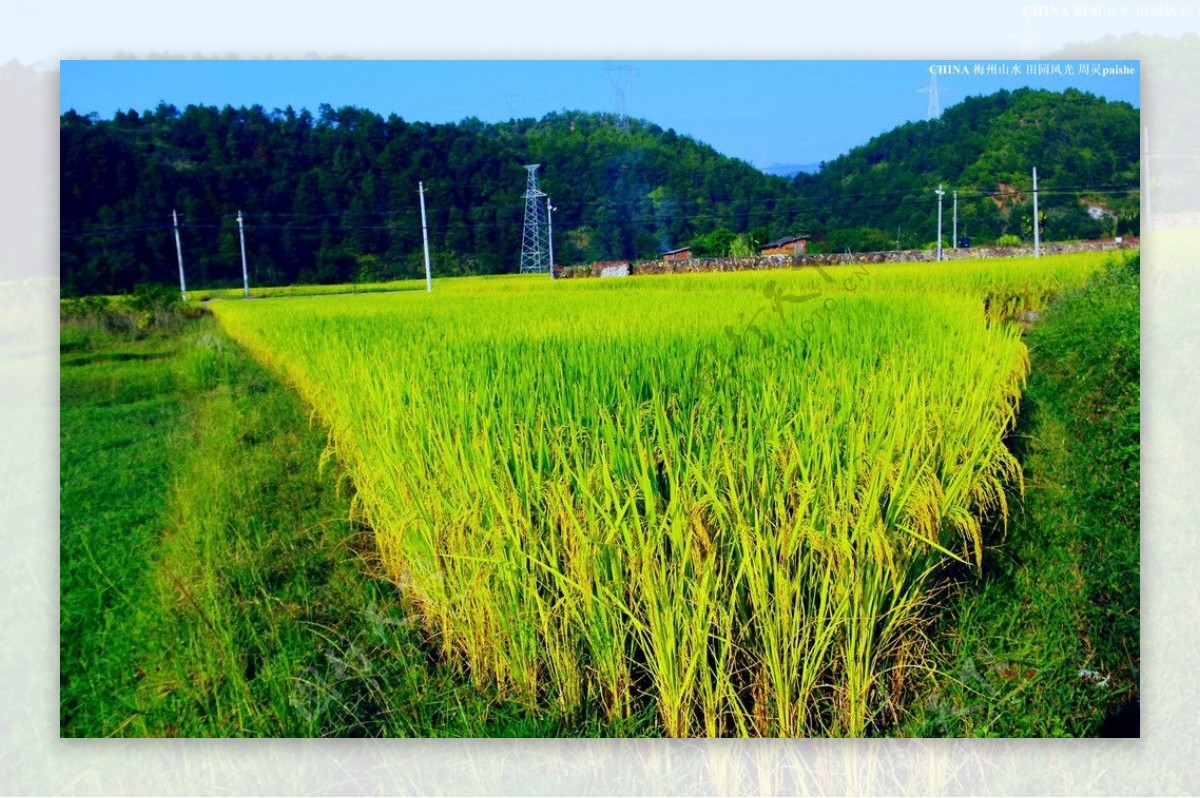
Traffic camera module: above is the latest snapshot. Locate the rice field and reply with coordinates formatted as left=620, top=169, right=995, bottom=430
left=209, top=252, right=1109, bottom=737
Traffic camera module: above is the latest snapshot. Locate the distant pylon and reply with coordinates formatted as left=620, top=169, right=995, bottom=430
left=520, top=164, right=549, bottom=273
left=920, top=73, right=942, bottom=119
left=503, top=93, right=521, bottom=118
left=602, top=64, right=636, bottom=132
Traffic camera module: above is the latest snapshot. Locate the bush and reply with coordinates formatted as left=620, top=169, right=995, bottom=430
left=995, top=234, right=1022, bottom=247
left=60, top=283, right=198, bottom=348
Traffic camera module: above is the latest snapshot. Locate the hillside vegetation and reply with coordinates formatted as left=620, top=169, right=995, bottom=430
left=795, top=88, right=1140, bottom=252
left=61, top=88, right=1138, bottom=294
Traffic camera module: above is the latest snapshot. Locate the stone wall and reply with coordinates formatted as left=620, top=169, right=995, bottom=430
left=565, top=239, right=1139, bottom=278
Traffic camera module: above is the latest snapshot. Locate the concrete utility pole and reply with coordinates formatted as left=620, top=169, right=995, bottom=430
left=1032, top=167, right=1040, bottom=258
left=173, top=209, right=187, bottom=301
left=419, top=181, right=432, bottom=292
left=237, top=210, right=250, bottom=298
left=935, top=184, right=945, bottom=261
left=953, top=190, right=958, bottom=251
left=546, top=196, right=556, bottom=280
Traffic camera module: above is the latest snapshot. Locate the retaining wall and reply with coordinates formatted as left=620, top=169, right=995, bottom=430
left=565, top=239, right=1140, bottom=278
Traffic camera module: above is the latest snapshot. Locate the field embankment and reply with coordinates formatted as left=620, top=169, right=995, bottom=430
left=562, top=240, right=1139, bottom=278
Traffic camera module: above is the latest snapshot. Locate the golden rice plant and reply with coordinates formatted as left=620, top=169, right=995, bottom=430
left=210, top=253, right=1096, bottom=736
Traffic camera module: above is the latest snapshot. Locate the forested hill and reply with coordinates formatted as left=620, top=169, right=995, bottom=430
left=60, top=106, right=805, bottom=294
left=61, top=87, right=1139, bottom=295
left=792, top=87, right=1141, bottom=252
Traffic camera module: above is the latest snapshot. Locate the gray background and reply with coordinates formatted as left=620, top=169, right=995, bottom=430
left=3, top=2, right=1195, bottom=793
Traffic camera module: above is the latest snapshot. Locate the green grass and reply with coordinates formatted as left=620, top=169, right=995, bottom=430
left=61, top=313, right=621, bottom=737
left=60, top=329, right=185, bottom=735
left=900, top=254, right=1140, bottom=737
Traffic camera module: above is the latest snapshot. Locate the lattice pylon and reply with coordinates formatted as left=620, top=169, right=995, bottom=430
left=920, top=73, right=941, bottom=120
left=520, top=164, right=549, bottom=273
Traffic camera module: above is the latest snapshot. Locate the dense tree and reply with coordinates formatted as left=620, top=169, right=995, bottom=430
left=60, top=106, right=809, bottom=294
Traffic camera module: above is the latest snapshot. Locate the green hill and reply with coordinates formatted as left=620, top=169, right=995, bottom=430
left=60, top=106, right=805, bottom=294
left=793, top=87, right=1140, bottom=252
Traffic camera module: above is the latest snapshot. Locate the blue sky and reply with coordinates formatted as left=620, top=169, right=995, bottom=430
left=60, top=59, right=1141, bottom=170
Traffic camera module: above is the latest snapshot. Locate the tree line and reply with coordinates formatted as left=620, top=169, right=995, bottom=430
left=60, top=105, right=808, bottom=294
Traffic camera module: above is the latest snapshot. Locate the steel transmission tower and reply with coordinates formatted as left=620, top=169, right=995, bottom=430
left=520, top=164, right=550, bottom=273
left=920, top=73, right=942, bottom=120
left=602, top=64, right=635, bottom=132
left=919, top=72, right=956, bottom=120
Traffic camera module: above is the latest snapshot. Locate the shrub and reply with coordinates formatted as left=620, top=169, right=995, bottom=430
left=60, top=283, right=199, bottom=347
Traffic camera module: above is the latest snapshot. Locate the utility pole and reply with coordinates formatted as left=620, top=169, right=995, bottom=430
left=237, top=210, right=250, bottom=298
left=1032, top=167, right=1040, bottom=258
left=547, top=196, right=556, bottom=279
left=952, top=190, right=958, bottom=252
left=419, top=181, right=432, bottom=292
left=935, top=184, right=945, bottom=261
left=173, top=209, right=187, bottom=301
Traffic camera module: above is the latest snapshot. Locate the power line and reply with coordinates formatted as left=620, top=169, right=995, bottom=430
left=62, top=177, right=1139, bottom=235
left=59, top=180, right=1141, bottom=242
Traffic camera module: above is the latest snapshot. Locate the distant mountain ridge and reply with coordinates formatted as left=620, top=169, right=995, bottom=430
left=760, top=162, right=822, bottom=178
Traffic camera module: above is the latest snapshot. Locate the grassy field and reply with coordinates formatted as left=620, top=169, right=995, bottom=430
left=61, top=324, right=186, bottom=735
left=61, top=250, right=1137, bottom=737
left=206, top=252, right=1117, bottom=737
